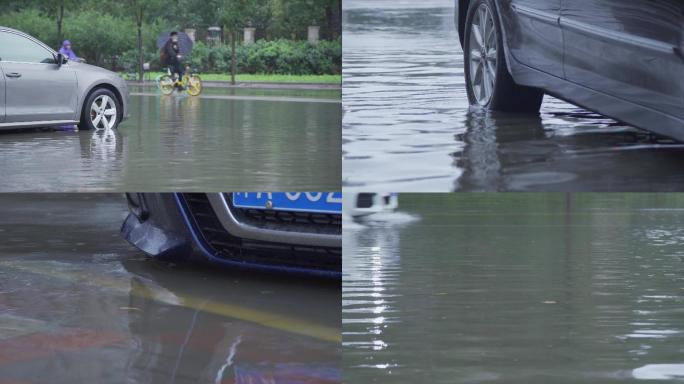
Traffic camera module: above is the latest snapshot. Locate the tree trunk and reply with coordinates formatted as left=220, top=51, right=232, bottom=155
left=326, top=0, right=341, bottom=39
left=57, top=4, right=64, bottom=44
left=137, top=21, right=144, bottom=81
left=231, top=30, right=237, bottom=85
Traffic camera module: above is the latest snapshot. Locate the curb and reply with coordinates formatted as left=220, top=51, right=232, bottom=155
left=125, top=79, right=341, bottom=91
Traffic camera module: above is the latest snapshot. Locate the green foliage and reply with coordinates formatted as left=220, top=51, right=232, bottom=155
left=268, top=0, right=338, bottom=39
left=0, top=7, right=169, bottom=68
left=0, top=9, right=54, bottom=46
left=62, top=11, right=133, bottom=65
left=118, top=49, right=160, bottom=73
left=0, top=0, right=341, bottom=75
left=185, top=39, right=340, bottom=75
left=220, top=0, right=272, bottom=31
left=159, top=0, right=223, bottom=29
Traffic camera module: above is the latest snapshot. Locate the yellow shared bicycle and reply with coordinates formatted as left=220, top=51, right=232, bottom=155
left=158, top=67, right=202, bottom=96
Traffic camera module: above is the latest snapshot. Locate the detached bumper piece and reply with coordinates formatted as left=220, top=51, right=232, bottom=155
left=121, top=212, right=191, bottom=260
left=179, top=194, right=341, bottom=276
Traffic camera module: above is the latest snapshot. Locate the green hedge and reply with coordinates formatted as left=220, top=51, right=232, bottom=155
left=239, top=39, right=342, bottom=75
left=119, top=39, right=341, bottom=75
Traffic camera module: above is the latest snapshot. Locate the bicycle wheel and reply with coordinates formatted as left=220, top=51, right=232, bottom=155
left=158, top=75, right=175, bottom=95
left=186, top=75, right=202, bottom=96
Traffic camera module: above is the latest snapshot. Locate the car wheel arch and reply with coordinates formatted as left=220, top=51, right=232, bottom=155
left=457, top=0, right=471, bottom=47
left=79, top=82, right=124, bottom=120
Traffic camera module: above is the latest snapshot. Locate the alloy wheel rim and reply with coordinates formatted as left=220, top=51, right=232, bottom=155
left=468, top=3, right=497, bottom=105
left=90, top=95, right=117, bottom=130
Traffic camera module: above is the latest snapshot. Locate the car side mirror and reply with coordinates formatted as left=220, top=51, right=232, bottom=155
left=56, top=53, right=66, bottom=68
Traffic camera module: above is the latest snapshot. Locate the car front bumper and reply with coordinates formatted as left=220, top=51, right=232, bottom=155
left=121, top=193, right=342, bottom=278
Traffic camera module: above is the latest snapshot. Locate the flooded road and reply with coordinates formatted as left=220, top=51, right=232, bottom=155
left=344, top=194, right=684, bottom=383
left=342, top=0, right=684, bottom=192
left=0, top=87, right=341, bottom=192
left=0, top=194, right=340, bottom=383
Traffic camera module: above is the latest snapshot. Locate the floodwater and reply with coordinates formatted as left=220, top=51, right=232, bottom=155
left=0, top=194, right=340, bottom=383
left=0, top=87, right=341, bottom=192
left=344, top=194, right=684, bottom=383
left=342, top=0, right=684, bottom=192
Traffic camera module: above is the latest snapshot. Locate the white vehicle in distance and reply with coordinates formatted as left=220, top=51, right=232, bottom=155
left=344, top=193, right=398, bottom=218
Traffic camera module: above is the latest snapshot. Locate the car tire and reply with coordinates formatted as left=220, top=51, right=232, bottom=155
left=464, top=0, right=544, bottom=113
left=78, top=88, right=122, bottom=130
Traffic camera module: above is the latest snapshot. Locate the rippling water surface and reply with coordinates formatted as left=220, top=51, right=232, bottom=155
left=342, top=0, right=684, bottom=192
left=343, top=194, right=684, bottom=382
left=0, top=194, right=340, bottom=383
left=0, top=88, right=341, bottom=192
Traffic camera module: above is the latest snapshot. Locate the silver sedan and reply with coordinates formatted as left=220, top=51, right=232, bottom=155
left=0, top=27, right=129, bottom=131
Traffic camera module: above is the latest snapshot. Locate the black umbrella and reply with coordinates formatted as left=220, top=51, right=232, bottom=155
left=156, top=31, right=194, bottom=56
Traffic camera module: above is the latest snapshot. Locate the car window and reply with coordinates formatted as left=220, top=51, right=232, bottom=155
left=0, top=31, right=54, bottom=64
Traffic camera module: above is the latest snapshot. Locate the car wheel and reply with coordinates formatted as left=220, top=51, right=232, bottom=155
left=78, top=88, right=121, bottom=130
left=464, top=0, right=543, bottom=113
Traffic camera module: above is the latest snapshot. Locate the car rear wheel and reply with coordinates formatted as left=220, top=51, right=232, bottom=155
left=464, top=0, right=543, bottom=113
left=78, top=88, right=121, bottom=130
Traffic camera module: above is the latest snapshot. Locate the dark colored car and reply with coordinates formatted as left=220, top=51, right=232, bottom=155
left=455, top=0, right=684, bottom=141
left=121, top=193, right=342, bottom=278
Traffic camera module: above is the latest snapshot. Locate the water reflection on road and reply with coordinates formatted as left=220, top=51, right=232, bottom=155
left=342, top=0, right=684, bottom=192
left=0, top=194, right=340, bottom=383
left=0, top=88, right=341, bottom=191
left=343, top=194, right=684, bottom=383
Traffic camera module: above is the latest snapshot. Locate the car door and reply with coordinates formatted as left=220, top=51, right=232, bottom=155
left=561, top=0, right=684, bottom=119
left=502, top=0, right=564, bottom=78
left=0, top=68, right=5, bottom=123
left=0, top=30, right=78, bottom=123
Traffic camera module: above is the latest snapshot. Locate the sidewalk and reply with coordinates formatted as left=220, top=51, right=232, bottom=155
left=126, top=79, right=341, bottom=91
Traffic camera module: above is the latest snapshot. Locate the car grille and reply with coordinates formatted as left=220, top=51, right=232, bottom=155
left=227, top=195, right=341, bottom=236
left=181, top=193, right=341, bottom=273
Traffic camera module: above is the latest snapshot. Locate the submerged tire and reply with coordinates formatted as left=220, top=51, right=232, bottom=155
left=78, top=88, right=122, bottom=130
left=464, top=0, right=544, bottom=113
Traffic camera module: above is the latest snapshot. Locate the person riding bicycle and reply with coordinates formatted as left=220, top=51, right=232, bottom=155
left=161, top=32, right=185, bottom=89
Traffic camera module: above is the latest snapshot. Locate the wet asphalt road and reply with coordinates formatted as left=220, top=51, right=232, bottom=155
left=0, top=87, right=341, bottom=192
left=342, top=0, right=684, bottom=192
left=344, top=194, right=684, bottom=383
left=0, top=194, right=340, bottom=383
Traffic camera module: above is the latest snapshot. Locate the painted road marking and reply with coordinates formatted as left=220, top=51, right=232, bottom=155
left=0, top=261, right=340, bottom=343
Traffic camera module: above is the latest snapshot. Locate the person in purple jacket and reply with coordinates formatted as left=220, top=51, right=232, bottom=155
left=58, top=40, right=83, bottom=62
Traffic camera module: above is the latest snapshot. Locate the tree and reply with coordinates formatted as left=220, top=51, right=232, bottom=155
left=271, top=0, right=326, bottom=39
left=221, top=0, right=270, bottom=84
left=0, top=0, right=81, bottom=46
left=46, top=0, right=80, bottom=44
left=63, top=11, right=133, bottom=66
left=0, top=8, right=54, bottom=44
left=220, top=0, right=248, bottom=85
left=324, top=0, right=341, bottom=39
left=162, top=0, right=222, bottom=32
left=123, top=0, right=165, bottom=81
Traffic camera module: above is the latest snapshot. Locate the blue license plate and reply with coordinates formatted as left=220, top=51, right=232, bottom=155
left=232, top=192, right=342, bottom=214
